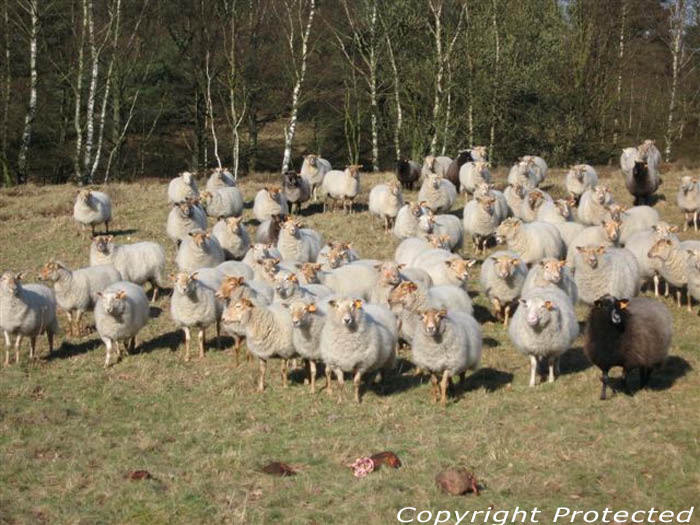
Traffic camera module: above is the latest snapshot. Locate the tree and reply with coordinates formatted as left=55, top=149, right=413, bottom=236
left=16, top=0, right=38, bottom=184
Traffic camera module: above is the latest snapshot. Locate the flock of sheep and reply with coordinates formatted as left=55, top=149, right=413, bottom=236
left=1, top=139, right=696, bottom=403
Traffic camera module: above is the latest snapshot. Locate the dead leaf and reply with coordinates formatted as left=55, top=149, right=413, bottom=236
left=370, top=451, right=402, bottom=469
left=128, top=470, right=152, bottom=481
left=261, top=462, right=296, bottom=476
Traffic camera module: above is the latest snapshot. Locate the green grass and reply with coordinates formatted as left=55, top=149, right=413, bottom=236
left=0, top=167, right=699, bottom=524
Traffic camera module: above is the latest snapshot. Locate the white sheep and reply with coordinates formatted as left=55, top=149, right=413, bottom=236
left=73, top=189, right=112, bottom=236
left=369, top=181, right=404, bottom=232
left=536, top=199, right=573, bottom=225
left=624, top=223, right=679, bottom=296
left=474, top=183, right=510, bottom=222
left=300, top=154, right=332, bottom=201
left=686, top=249, right=700, bottom=314
left=517, top=189, right=552, bottom=223
left=288, top=300, right=327, bottom=393
left=168, top=171, right=199, bottom=203
left=273, top=271, right=332, bottom=303
left=504, top=183, right=528, bottom=217
left=212, top=216, right=251, bottom=260
left=520, top=155, right=548, bottom=185
left=459, top=161, right=491, bottom=195
left=394, top=236, right=448, bottom=267
left=253, top=187, right=289, bottom=222
left=463, top=195, right=501, bottom=253
left=411, top=308, right=482, bottom=405
left=479, top=250, right=528, bottom=324
left=205, top=167, right=236, bottom=190
left=565, top=164, right=598, bottom=201
left=319, top=298, right=397, bottom=403
left=90, top=235, right=167, bottom=302
left=321, top=165, right=362, bottom=214
left=276, top=218, right=323, bottom=263
left=255, top=214, right=286, bottom=245
left=217, top=260, right=255, bottom=282
left=39, top=260, right=121, bottom=336
left=605, top=204, right=660, bottom=245
left=418, top=212, right=464, bottom=252
left=495, top=218, right=565, bottom=265
left=166, top=199, right=208, bottom=245
left=647, top=238, right=700, bottom=310
left=175, top=230, right=225, bottom=272
left=0, top=271, right=58, bottom=365
left=507, top=161, right=538, bottom=189
left=677, top=176, right=700, bottom=232
left=423, top=155, right=452, bottom=178
left=417, top=173, right=457, bottom=214
left=573, top=246, right=641, bottom=305
left=412, top=249, right=476, bottom=290
left=576, top=185, right=614, bottom=226
left=316, top=241, right=359, bottom=270
left=565, top=220, right=621, bottom=268
left=94, top=281, right=149, bottom=367
left=470, top=145, right=488, bottom=162
left=508, top=287, right=579, bottom=387
left=316, top=262, right=380, bottom=300
left=199, top=187, right=244, bottom=218
left=521, top=258, right=578, bottom=304
left=393, top=202, right=427, bottom=239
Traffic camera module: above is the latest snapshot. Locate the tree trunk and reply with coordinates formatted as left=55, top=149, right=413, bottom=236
left=489, top=0, right=500, bottom=160
left=205, top=51, right=222, bottom=170
left=368, top=1, right=379, bottom=172
left=385, top=29, right=402, bottom=161
left=429, top=0, right=444, bottom=156
left=1, top=0, right=11, bottom=186
left=281, top=0, right=316, bottom=173
left=83, top=0, right=99, bottom=184
left=441, top=62, right=452, bottom=155
left=612, top=0, right=626, bottom=148
left=16, top=0, right=38, bottom=184
left=73, top=0, right=88, bottom=183
left=664, top=0, right=684, bottom=163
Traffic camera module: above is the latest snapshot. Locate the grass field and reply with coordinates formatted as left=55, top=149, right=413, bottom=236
left=0, top=165, right=699, bottom=524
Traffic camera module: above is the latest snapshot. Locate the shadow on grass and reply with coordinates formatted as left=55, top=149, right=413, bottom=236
left=47, top=338, right=102, bottom=360
left=462, top=367, right=513, bottom=393
left=472, top=304, right=497, bottom=324
left=298, top=202, right=324, bottom=217
left=599, top=356, right=691, bottom=398
left=108, top=228, right=138, bottom=237
left=367, top=358, right=424, bottom=396
left=558, top=347, right=593, bottom=375
left=137, top=329, right=183, bottom=355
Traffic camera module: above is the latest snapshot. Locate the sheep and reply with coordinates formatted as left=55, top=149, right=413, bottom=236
left=170, top=270, right=224, bottom=361
left=319, top=298, right=397, bottom=403
left=423, top=155, right=452, bottom=178
left=283, top=170, right=311, bottom=214
left=411, top=308, right=482, bottom=406
left=316, top=241, right=359, bottom=270
left=413, top=249, right=476, bottom=290
left=275, top=218, right=323, bottom=263
left=73, top=189, right=112, bottom=236
left=520, top=155, right=547, bottom=185
left=508, top=287, right=579, bottom=387
left=205, top=167, right=236, bottom=190
left=584, top=295, right=672, bottom=399
left=577, top=185, right=614, bottom=226
left=417, top=173, right=457, bottom=214
left=418, top=212, right=464, bottom=252
left=458, top=161, right=491, bottom=195
left=565, top=164, right=598, bottom=202
left=621, top=141, right=662, bottom=205
left=253, top=187, right=289, bottom=222
left=446, top=150, right=474, bottom=189
left=396, top=159, right=421, bottom=190
left=90, top=235, right=167, bottom=302
left=474, top=183, right=509, bottom=222
left=624, top=223, right=679, bottom=296
left=321, top=165, right=362, bottom=214
left=572, top=246, right=641, bottom=305
left=168, top=171, right=199, bottom=204
left=199, top=187, right=244, bottom=219
left=470, top=145, right=488, bottom=162
left=222, top=298, right=296, bottom=391
left=479, top=251, right=528, bottom=324
left=315, top=262, right=380, bottom=300
left=552, top=221, right=586, bottom=249
left=605, top=204, right=660, bottom=245
left=394, top=235, right=448, bottom=267
left=39, top=260, right=121, bottom=336
left=94, top=281, right=149, bottom=367
left=0, top=272, right=58, bottom=365
left=242, top=243, right=282, bottom=282
left=507, top=161, right=538, bottom=190
left=368, top=262, right=433, bottom=306
left=369, top=181, right=404, bottom=232
left=495, top=218, right=565, bottom=265
left=166, top=199, right=208, bottom=245
left=388, top=280, right=473, bottom=343
left=463, top=195, right=500, bottom=253
left=647, top=238, right=700, bottom=310
left=175, top=229, right=225, bottom=272
left=686, top=250, right=700, bottom=314
left=217, top=260, right=255, bottom=281
left=255, top=213, right=286, bottom=245
left=522, top=258, right=578, bottom=304
left=273, top=271, right=332, bottom=303
left=565, top=220, right=621, bottom=268
left=504, top=183, right=528, bottom=217
left=288, top=300, right=327, bottom=392
left=212, top=216, right=251, bottom=260
left=300, top=154, right=332, bottom=201
left=536, top=199, right=574, bottom=225
left=216, top=275, right=274, bottom=308
left=518, top=189, right=552, bottom=223
left=677, top=176, right=700, bottom=231
left=393, top=202, right=426, bottom=239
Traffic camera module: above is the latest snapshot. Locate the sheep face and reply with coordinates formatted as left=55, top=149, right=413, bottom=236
left=188, top=230, right=210, bottom=249
left=680, top=176, right=698, bottom=194
left=345, top=165, right=362, bottom=179
left=418, top=214, right=435, bottom=234
left=223, top=298, right=254, bottom=326
left=520, top=298, right=557, bottom=329
left=289, top=301, right=317, bottom=328
left=305, top=154, right=318, bottom=167
left=300, top=263, right=321, bottom=283
left=602, top=220, right=621, bottom=242
left=259, top=258, right=281, bottom=278
left=181, top=172, right=194, bottom=185
left=495, top=218, right=521, bottom=243
left=651, top=223, right=679, bottom=238
left=494, top=256, right=520, bottom=279
left=638, top=139, right=656, bottom=159
left=687, top=249, right=700, bottom=271
left=282, top=219, right=301, bottom=237
left=477, top=196, right=496, bottom=215
left=265, top=186, right=283, bottom=201
left=377, top=262, right=402, bottom=286
left=632, top=162, right=649, bottom=181
left=326, top=242, right=352, bottom=269
left=473, top=182, right=494, bottom=199
left=99, top=290, right=127, bottom=316
left=39, top=261, right=65, bottom=282
left=647, top=239, right=673, bottom=261
left=0, top=271, right=23, bottom=297
left=555, top=200, right=572, bottom=219
left=423, top=155, right=436, bottom=171
left=420, top=308, right=447, bottom=337
left=216, top=276, right=246, bottom=301
left=388, top=281, right=418, bottom=310
left=199, top=191, right=213, bottom=207
left=472, top=146, right=488, bottom=161
left=225, top=216, right=243, bottom=233
left=594, top=186, right=611, bottom=205
left=93, top=235, right=114, bottom=255
left=283, top=171, right=301, bottom=188
left=409, top=202, right=424, bottom=218
left=576, top=246, right=606, bottom=269
left=428, top=173, right=442, bottom=189
left=571, top=165, right=585, bottom=181
left=591, top=294, right=629, bottom=326
left=328, top=298, right=363, bottom=329
left=173, top=272, right=198, bottom=296
left=527, top=191, right=545, bottom=210
left=444, top=258, right=475, bottom=284
left=427, top=234, right=449, bottom=250
left=539, top=259, right=565, bottom=284
left=274, top=272, right=299, bottom=299
left=76, top=189, right=93, bottom=206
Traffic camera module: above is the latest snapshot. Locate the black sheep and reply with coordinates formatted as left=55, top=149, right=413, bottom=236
left=583, top=295, right=672, bottom=400
left=282, top=170, right=310, bottom=214
left=445, top=150, right=474, bottom=191
left=396, top=159, right=421, bottom=190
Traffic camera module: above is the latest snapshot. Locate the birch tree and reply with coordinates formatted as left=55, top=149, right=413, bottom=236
left=72, top=0, right=87, bottom=182
left=382, top=15, right=402, bottom=161
left=1, top=0, right=11, bottom=185
left=16, top=0, right=38, bottom=184
left=279, top=0, right=316, bottom=173
left=612, top=0, right=626, bottom=148
left=221, top=0, right=246, bottom=179
left=489, top=0, right=500, bottom=159
left=664, top=0, right=686, bottom=162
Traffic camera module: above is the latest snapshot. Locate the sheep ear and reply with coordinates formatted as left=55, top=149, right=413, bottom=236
left=169, top=273, right=176, bottom=282
left=669, top=225, right=679, bottom=233
left=353, top=299, right=363, bottom=309
left=619, top=299, right=629, bottom=310
left=596, top=246, right=606, bottom=254
left=116, top=290, right=126, bottom=300
left=15, top=271, right=26, bottom=280
left=466, top=259, right=477, bottom=268
left=538, top=260, right=546, bottom=267
left=189, top=272, right=199, bottom=281
left=443, top=260, right=452, bottom=267
left=576, top=246, right=585, bottom=253
left=557, top=260, right=566, bottom=269
left=328, top=300, right=337, bottom=308
left=96, top=291, right=103, bottom=298
left=519, top=298, right=528, bottom=307
left=307, top=303, right=317, bottom=313
left=398, top=263, right=406, bottom=270
left=438, top=308, right=447, bottom=318
left=543, top=300, right=555, bottom=311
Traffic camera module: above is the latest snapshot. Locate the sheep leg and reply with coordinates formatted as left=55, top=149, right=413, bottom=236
left=599, top=371, right=610, bottom=400
left=3, top=331, right=11, bottom=366
left=688, top=291, right=693, bottom=313
left=103, top=337, right=112, bottom=368
left=353, top=371, right=363, bottom=403
left=74, top=310, right=84, bottom=336
left=665, top=281, right=669, bottom=297
left=183, top=327, right=191, bottom=362
left=694, top=210, right=698, bottom=232
left=684, top=212, right=689, bottom=232
left=676, top=289, right=682, bottom=308
left=639, top=367, right=651, bottom=389
left=335, top=368, right=346, bottom=402
left=440, top=370, right=451, bottom=407
left=91, top=224, right=96, bottom=237
left=29, top=336, right=37, bottom=360
left=65, top=311, right=73, bottom=337
left=653, top=274, right=660, bottom=297
left=325, top=367, right=333, bottom=396
left=128, top=337, right=136, bottom=354
left=216, top=322, right=221, bottom=350
left=198, top=328, right=206, bottom=359
left=14, top=335, right=22, bottom=364
left=105, top=221, right=110, bottom=234
left=151, top=283, right=159, bottom=303
left=309, top=360, right=317, bottom=393
left=257, top=359, right=266, bottom=392
left=430, top=374, right=439, bottom=402
left=281, top=359, right=288, bottom=388
left=529, top=355, right=538, bottom=387
left=491, top=297, right=502, bottom=322
left=233, top=335, right=242, bottom=365
left=547, top=357, right=556, bottom=383
left=503, top=304, right=511, bottom=326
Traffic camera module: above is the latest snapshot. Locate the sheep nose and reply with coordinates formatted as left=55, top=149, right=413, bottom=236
left=343, top=316, right=353, bottom=325
left=292, top=319, right=301, bottom=327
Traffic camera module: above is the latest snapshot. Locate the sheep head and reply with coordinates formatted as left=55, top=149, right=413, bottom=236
left=216, top=276, right=245, bottom=300
left=93, top=235, right=114, bottom=255
left=527, top=190, right=545, bottom=210
left=188, top=230, right=209, bottom=248
left=520, top=297, right=558, bottom=329
left=576, top=245, right=606, bottom=268
left=592, top=294, right=629, bottom=326
left=300, top=262, right=322, bottom=284
left=0, top=271, right=25, bottom=296
left=477, top=195, right=496, bottom=214
left=328, top=297, right=363, bottom=328
left=98, top=289, right=128, bottom=315
left=289, top=300, right=318, bottom=327
left=494, top=255, right=521, bottom=279
left=495, top=218, right=521, bottom=243
left=420, top=308, right=447, bottom=337
left=555, top=199, right=572, bottom=219
left=539, top=259, right=566, bottom=284
left=444, top=258, right=476, bottom=283
left=410, top=202, right=425, bottom=217
left=388, top=280, right=418, bottom=309
left=222, top=298, right=255, bottom=325
left=181, top=171, right=194, bottom=185
left=39, top=260, right=66, bottom=282
left=594, top=186, right=611, bottom=205
left=602, top=220, right=621, bottom=242
left=225, top=216, right=243, bottom=232
left=647, top=239, right=673, bottom=261
left=472, top=145, right=488, bottom=161
left=376, top=262, right=402, bottom=286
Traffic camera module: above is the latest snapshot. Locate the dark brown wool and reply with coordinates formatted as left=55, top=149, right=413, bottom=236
left=445, top=150, right=473, bottom=190
left=396, top=160, right=420, bottom=190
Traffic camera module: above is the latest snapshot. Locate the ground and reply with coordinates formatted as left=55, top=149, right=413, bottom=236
left=0, top=165, right=698, bottom=524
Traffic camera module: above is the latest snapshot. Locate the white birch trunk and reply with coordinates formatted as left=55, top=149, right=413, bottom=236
left=385, top=30, right=402, bottom=161
left=281, top=0, right=316, bottom=173
left=205, top=51, right=222, bottom=170
left=612, top=0, right=626, bottom=148
left=83, top=0, right=99, bottom=183
left=441, top=62, right=452, bottom=155
left=16, top=0, right=38, bottom=184
left=429, top=0, right=444, bottom=157
left=227, top=0, right=245, bottom=180
left=489, top=0, right=500, bottom=160
left=664, top=0, right=684, bottom=163
left=368, top=0, right=378, bottom=172
left=73, top=0, right=88, bottom=182
left=2, top=0, right=10, bottom=168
